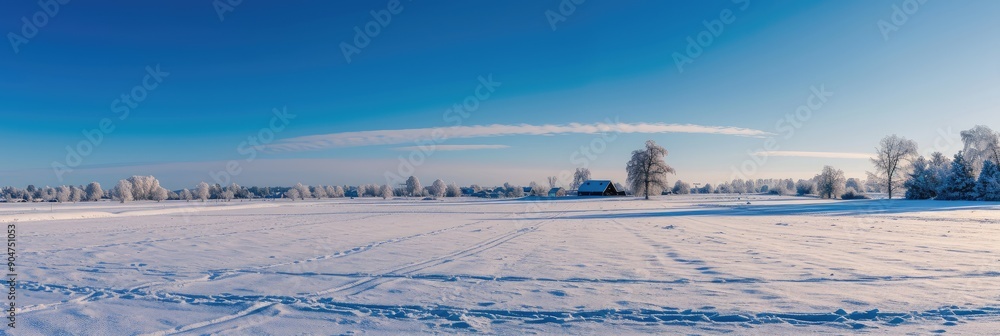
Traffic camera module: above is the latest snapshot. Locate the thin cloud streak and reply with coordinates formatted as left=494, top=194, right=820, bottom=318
left=754, top=151, right=874, bottom=159
left=261, top=122, right=773, bottom=153
left=392, top=144, right=510, bottom=151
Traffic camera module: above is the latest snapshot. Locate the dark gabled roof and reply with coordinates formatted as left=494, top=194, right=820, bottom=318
left=578, top=180, right=612, bottom=193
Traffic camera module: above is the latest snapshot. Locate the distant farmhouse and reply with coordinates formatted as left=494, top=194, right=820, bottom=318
left=548, top=187, right=563, bottom=197
left=577, top=180, right=626, bottom=196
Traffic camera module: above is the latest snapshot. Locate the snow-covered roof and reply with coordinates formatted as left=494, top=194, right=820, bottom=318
left=578, top=180, right=612, bottom=193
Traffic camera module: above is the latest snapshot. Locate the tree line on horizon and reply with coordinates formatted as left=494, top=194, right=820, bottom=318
left=2, top=125, right=997, bottom=203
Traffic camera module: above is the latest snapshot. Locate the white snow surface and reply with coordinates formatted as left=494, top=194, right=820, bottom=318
left=8, top=195, right=1000, bottom=335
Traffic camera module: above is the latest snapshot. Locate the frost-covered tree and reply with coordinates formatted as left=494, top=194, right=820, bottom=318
left=528, top=181, right=549, bottom=196
left=85, top=182, right=103, bottom=201
left=446, top=183, right=462, bottom=197
left=114, top=180, right=134, bottom=203
left=904, top=156, right=938, bottom=200
left=938, top=151, right=977, bottom=200
left=716, top=183, right=732, bottom=194
left=55, top=185, right=71, bottom=203
left=70, top=186, right=84, bottom=202
left=960, top=125, right=1000, bottom=177
left=332, top=186, right=346, bottom=198
left=284, top=189, right=300, bottom=200
left=380, top=184, right=393, bottom=199
left=313, top=185, right=328, bottom=199
left=180, top=189, right=193, bottom=201
left=428, top=179, right=446, bottom=198
left=125, top=176, right=160, bottom=201
left=405, top=176, right=422, bottom=197
left=225, top=183, right=242, bottom=199
left=795, top=179, right=816, bottom=196
left=845, top=178, right=864, bottom=194
left=731, top=180, right=747, bottom=194
left=546, top=176, right=559, bottom=190
left=151, top=187, right=168, bottom=202
left=816, top=166, right=846, bottom=199
left=508, top=184, right=525, bottom=198
left=930, top=152, right=952, bottom=188
left=293, top=183, right=309, bottom=200
left=672, top=180, right=691, bottom=194
left=626, top=140, right=676, bottom=200
left=868, top=134, right=918, bottom=199
left=975, top=160, right=1000, bottom=201
left=39, top=186, right=55, bottom=202
left=196, top=182, right=210, bottom=201
left=571, top=168, right=591, bottom=190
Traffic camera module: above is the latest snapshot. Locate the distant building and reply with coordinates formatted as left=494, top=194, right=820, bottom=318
left=577, top=180, right=626, bottom=196
left=548, top=187, right=563, bottom=197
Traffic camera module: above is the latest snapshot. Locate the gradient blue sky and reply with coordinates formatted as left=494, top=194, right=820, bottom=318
left=2, top=0, right=999, bottom=189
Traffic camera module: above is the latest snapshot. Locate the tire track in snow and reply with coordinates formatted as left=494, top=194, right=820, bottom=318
left=128, top=219, right=491, bottom=291
left=612, top=219, right=746, bottom=282
left=138, top=302, right=275, bottom=336
left=25, top=213, right=388, bottom=255
left=315, top=212, right=563, bottom=298
left=18, top=280, right=1000, bottom=332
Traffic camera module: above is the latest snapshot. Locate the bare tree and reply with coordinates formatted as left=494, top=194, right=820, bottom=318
left=571, top=168, right=591, bottom=190
left=868, top=134, right=918, bottom=199
left=626, top=140, right=676, bottom=200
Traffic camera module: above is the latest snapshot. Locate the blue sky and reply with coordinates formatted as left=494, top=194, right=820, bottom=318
left=2, top=0, right=999, bottom=189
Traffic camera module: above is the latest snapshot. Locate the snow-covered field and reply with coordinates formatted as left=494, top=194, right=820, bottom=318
left=6, top=195, right=1000, bottom=335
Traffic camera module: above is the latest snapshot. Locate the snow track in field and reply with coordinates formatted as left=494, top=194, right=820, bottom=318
left=14, top=197, right=1000, bottom=334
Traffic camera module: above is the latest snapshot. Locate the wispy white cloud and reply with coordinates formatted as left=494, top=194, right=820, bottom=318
left=392, top=144, right=510, bottom=151
left=260, top=122, right=773, bottom=153
left=753, top=151, right=873, bottom=159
